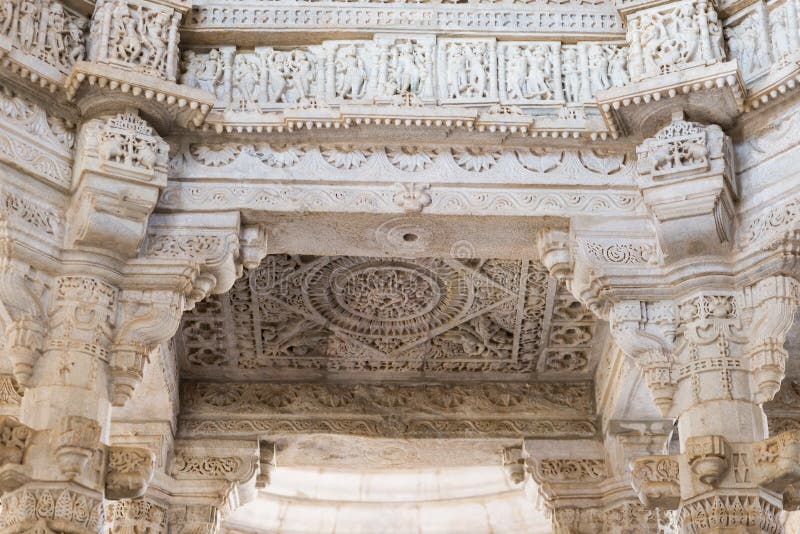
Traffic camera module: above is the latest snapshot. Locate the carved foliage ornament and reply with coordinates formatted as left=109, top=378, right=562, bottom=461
left=105, top=446, right=156, bottom=500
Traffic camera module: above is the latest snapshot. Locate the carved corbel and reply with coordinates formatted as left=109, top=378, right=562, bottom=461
left=742, top=276, right=800, bottom=403
left=0, top=261, right=47, bottom=388
left=256, top=440, right=276, bottom=489
left=501, top=444, right=527, bottom=486
left=51, top=416, right=102, bottom=480
left=111, top=289, right=183, bottom=406
left=634, top=112, right=736, bottom=262
left=145, top=214, right=264, bottom=310
left=105, top=446, right=156, bottom=500
left=0, top=416, right=34, bottom=493
left=610, top=301, right=677, bottom=416
left=685, top=435, right=730, bottom=487
left=168, top=504, right=221, bottom=534
left=536, top=228, right=573, bottom=285
left=630, top=455, right=681, bottom=509
left=170, top=439, right=260, bottom=485
left=67, top=112, right=170, bottom=258
left=237, top=224, right=269, bottom=275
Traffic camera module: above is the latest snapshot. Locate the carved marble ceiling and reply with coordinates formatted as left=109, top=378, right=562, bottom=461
left=177, top=253, right=598, bottom=381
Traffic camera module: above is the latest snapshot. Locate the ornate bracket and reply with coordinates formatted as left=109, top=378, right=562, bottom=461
left=635, top=112, right=736, bottom=261
left=630, top=455, right=680, bottom=509
left=105, top=446, right=156, bottom=500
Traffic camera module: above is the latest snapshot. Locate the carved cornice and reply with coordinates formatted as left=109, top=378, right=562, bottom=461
left=183, top=2, right=625, bottom=41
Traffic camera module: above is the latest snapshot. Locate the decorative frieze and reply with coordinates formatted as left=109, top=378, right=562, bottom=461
left=181, top=37, right=629, bottom=114
left=0, top=0, right=86, bottom=90
left=179, top=381, right=597, bottom=439
left=185, top=3, right=625, bottom=40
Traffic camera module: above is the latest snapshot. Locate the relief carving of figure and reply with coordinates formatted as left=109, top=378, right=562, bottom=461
left=18, top=0, right=38, bottom=50
left=335, top=45, right=367, bottom=99
left=725, top=15, right=765, bottom=77
left=263, top=49, right=316, bottom=103
left=445, top=44, right=468, bottom=99
left=771, top=8, right=792, bottom=59
left=266, top=51, right=290, bottom=102
left=562, top=47, right=581, bottom=103
left=233, top=54, right=260, bottom=104
left=182, top=49, right=225, bottom=98
left=444, top=42, right=489, bottom=99
left=525, top=46, right=553, bottom=99
left=588, top=44, right=610, bottom=92
left=391, top=42, right=425, bottom=94
left=465, top=43, right=488, bottom=97
left=45, top=3, right=67, bottom=61
left=609, top=47, right=630, bottom=87
left=291, top=50, right=314, bottom=99
left=0, top=0, right=14, bottom=36
left=110, top=0, right=141, bottom=63
left=705, top=8, right=725, bottom=60
left=505, top=46, right=528, bottom=100
left=138, top=9, right=169, bottom=72
left=64, top=17, right=86, bottom=65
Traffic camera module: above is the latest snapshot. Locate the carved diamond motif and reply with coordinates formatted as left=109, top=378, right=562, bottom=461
left=178, top=254, right=594, bottom=379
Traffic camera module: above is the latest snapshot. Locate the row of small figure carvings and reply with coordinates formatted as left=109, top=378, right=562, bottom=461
left=180, top=0, right=800, bottom=110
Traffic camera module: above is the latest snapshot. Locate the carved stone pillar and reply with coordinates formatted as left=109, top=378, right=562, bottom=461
left=606, top=116, right=800, bottom=532
left=0, top=99, right=266, bottom=532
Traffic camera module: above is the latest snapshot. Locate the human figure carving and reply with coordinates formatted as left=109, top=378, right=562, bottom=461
left=465, top=43, right=487, bottom=97
left=562, top=48, right=581, bottom=103
left=18, top=0, right=38, bottom=50
left=139, top=9, right=169, bottom=72
left=588, top=44, right=611, bottom=92
left=445, top=44, right=467, bottom=99
left=335, top=45, right=366, bottom=99
left=526, top=46, right=553, bottom=100
left=0, top=0, right=15, bottom=37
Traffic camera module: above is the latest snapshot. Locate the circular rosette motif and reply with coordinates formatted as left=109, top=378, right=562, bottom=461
left=303, top=257, right=473, bottom=340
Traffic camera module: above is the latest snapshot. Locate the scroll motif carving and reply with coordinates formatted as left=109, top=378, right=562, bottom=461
left=0, top=488, right=104, bottom=531
left=179, top=381, right=596, bottom=438
left=105, top=446, right=156, bottom=500
left=630, top=456, right=681, bottom=509
left=533, top=458, right=607, bottom=482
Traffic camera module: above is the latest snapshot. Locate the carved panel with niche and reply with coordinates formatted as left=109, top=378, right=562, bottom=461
left=176, top=254, right=598, bottom=381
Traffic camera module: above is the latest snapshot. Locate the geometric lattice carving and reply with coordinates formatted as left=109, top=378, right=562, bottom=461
left=178, top=255, right=597, bottom=380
